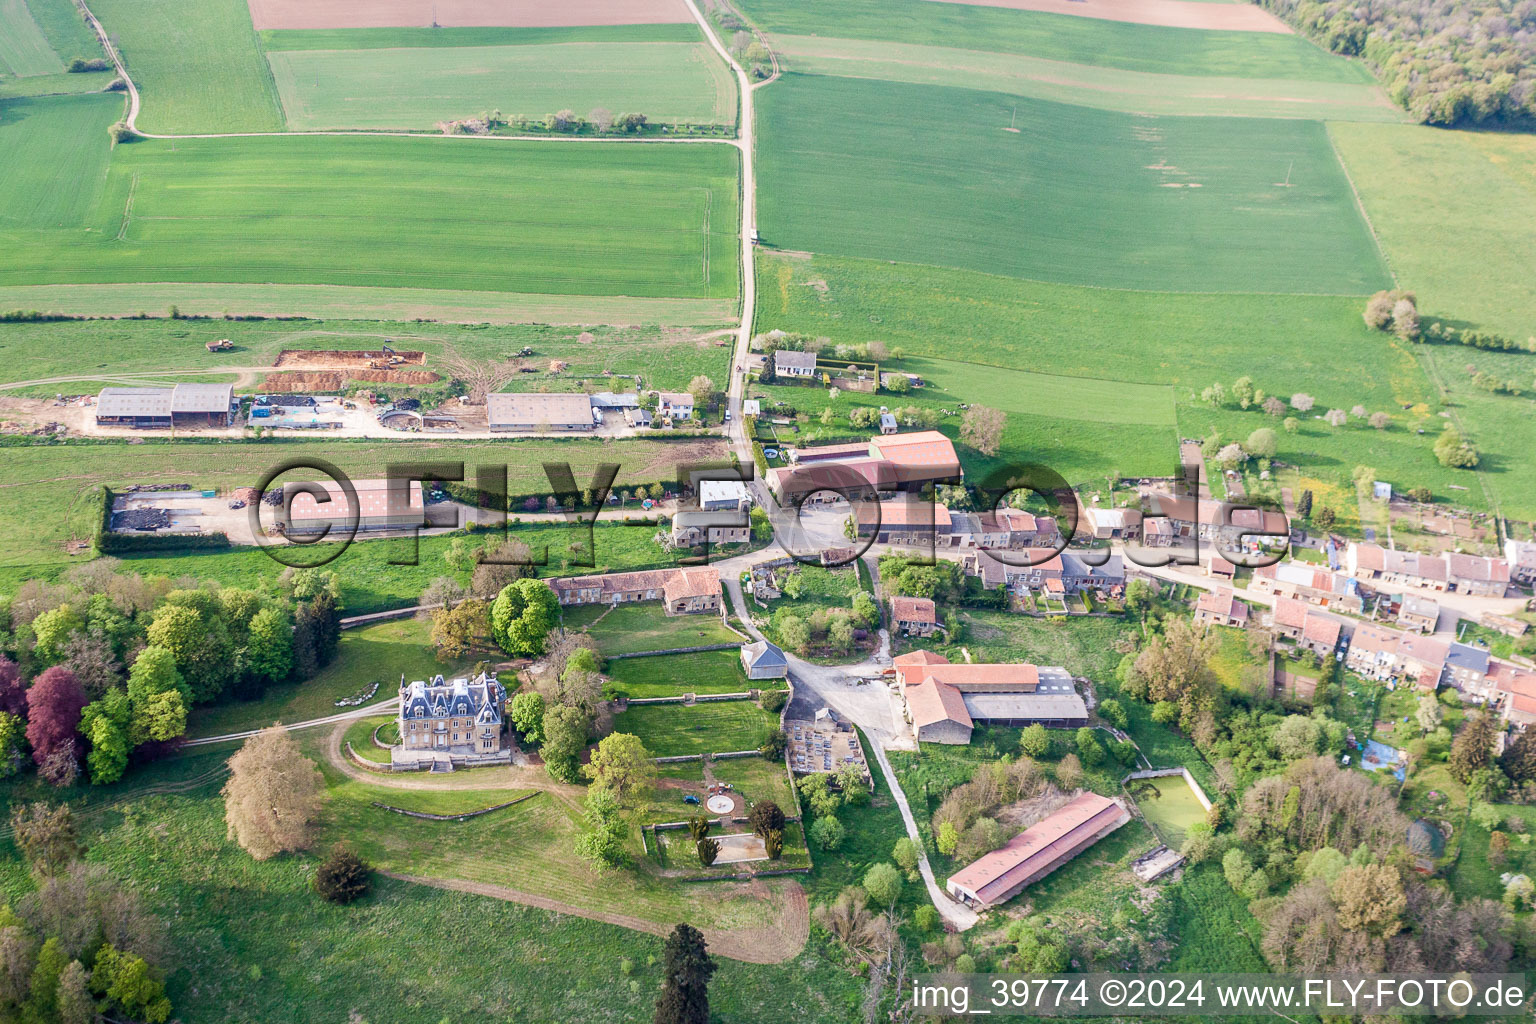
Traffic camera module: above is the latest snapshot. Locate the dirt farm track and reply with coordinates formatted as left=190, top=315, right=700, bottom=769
left=246, top=0, right=693, bottom=30
left=924, top=0, right=1295, bottom=32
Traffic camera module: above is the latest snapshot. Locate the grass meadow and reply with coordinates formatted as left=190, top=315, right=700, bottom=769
left=604, top=649, right=764, bottom=698
left=612, top=701, right=779, bottom=756
left=562, top=602, right=743, bottom=655
left=772, top=35, right=1402, bottom=122
left=89, top=0, right=284, bottom=133
left=0, top=318, right=733, bottom=397
left=755, top=74, right=1389, bottom=294
left=268, top=42, right=735, bottom=130
left=0, top=127, right=740, bottom=300
left=738, top=0, right=1367, bottom=82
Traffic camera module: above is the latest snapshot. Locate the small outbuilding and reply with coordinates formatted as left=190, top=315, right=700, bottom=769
left=741, top=640, right=788, bottom=680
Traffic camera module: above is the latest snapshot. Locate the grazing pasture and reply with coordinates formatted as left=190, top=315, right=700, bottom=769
left=738, top=0, right=1369, bottom=82
left=259, top=23, right=703, bottom=50
left=755, top=75, right=1389, bottom=294
left=0, top=133, right=740, bottom=299
left=0, top=94, right=118, bottom=228
left=89, top=0, right=285, bottom=133
left=773, top=35, right=1402, bottom=122
left=0, top=0, right=62, bottom=76
left=246, top=0, right=693, bottom=31
left=268, top=42, right=734, bottom=130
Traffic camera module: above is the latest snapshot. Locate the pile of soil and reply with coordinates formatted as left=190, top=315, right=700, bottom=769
left=274, top=349, right=425, bottom=367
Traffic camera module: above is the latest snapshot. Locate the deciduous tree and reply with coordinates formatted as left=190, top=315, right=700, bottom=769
left=584, top=732, right=656, bottom=806
left=960, top=405, right=1006, bottom=456
left=9, top=803, right=82, bottom=877
left=490, top=579, right=560, bottom=657
left=25, top=668, right=87, bottom=777
left=221, top=726, right=324, bottom=860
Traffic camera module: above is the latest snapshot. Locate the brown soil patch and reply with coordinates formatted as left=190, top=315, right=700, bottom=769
left=922, top=0, right=1293, bottom=32
left=274, top=349, right=426, bottom=367
left=259, top=369, right=440, bottom=392
left=382, top=872, right=809, bottom=964
left=247, top=0, right=692, bottom=30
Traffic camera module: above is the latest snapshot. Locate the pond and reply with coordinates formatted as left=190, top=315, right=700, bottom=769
left=1131, top=773, right=1208, bottom=849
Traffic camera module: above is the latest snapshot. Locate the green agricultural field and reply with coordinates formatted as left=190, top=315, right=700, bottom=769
left=605, top=649, right=767, bottom=698
left=0, top=129, right=740, bottom=301
left=88, top=0, right=283, bottom=133
left=772, top=35, right=1402, bottom=122
left=187, top=617, right=458, bottom=738
left=0, top=94, right=119, bottom=228
left=0, top=318, right=731, bottom=397
left=21, top=0, right=105, bottom=62
left=1329, top=123, right=1536, bottom=341
left=260, top=24, right=704, bottom=50
left=756, top=75, right=1389, bottom=294
left=0, top=0, right=62, bottom=76
left=268, top=42, right=735, bottom=131
left=612, top=701, right=779, bottom=756
left=737, top=0, right=1367, bottom=82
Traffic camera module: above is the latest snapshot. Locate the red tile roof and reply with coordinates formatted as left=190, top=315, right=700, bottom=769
left=868, top=430, right=960, bottom=469
left=1302, top=614, right=1342, bottom=649
left=891, top=596, right=937, bottom=624
left=285, top=479, right=423, bottom=522
left=1273, top=597, right=1309, bottom=630
left=948, top=793, right=1126, bottom=905
left=906, top=678, right=973, bottom=731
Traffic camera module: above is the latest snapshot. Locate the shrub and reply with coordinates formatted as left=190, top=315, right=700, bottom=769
left=312, top=843, right=371, bottom=904
left=810, top=815, right=845, bottom=851
left=749, top=800, right=785, bottom=838
left=696, top=836, right=720, bottom=867
left=760, top=689, right=788, bottom=713
left=913, top=905, right=940, bottom=933
left=759, top=728, right=787, bottom=760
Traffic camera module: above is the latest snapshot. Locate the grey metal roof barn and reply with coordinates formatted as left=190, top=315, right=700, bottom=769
left=485, top=392, right=595, bottom=431
left=96, top=383, right=236, bottom=427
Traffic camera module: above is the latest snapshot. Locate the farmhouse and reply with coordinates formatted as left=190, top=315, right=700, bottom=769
left=1445, top=641, right=1490, bottom=693
left=1082, top=504, right=1140, bottom=541
left=894, top=651, right=1087, bottom=745
left=1269, top=597, right=1343, bottom=657
left=656, top=392, right=694, bottom=421
left=95, top=383, right=237, bottom=429
left=965, top=548, right=1125, bottom=598
left=278, top=478, right=424, bottom=535
left=774, top=349, right=817, bottom=378
left=1397, top=633, right=1450, bottom=690
left=1193, top=588, right=1248, bottom=628
left=740, top=640, right=788, bottom=680
left=891, top=596, right=937, bottom=637
left=1346, top=543, right=1447, bottom=591
left=549, top=567, right=721, bottom=616
left=1504, top=540, right=1536, bottom=587
left=945, top=792, right=1131, bottom=909
left=670, top=509, right=750, bottom=547
left=485, top=392, right=595, bottom=432
left=949, top=509, right=1058, bottom=550
left=853, top=498, right=954, bottom=546
left=1345, top=623, right=1404, bottom=682
left=397, top=672, right=506, bottom=757
left=1445, top=553, right=1510, bottom=597
left=771, top=430, right=961, bottom=503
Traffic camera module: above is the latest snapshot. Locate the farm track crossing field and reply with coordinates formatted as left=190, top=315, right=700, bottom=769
left=0, top=0, right=62, bottom=76
left=259, top=24, right=704, bottom=50
left=0, top=94, right=118, bottom=228
left=90, top=0, right=285, bottom=133
left=268, top=42, right=735, bottom=130
left=738, top=0, right=1369, bottom=82
left=0, top=131, right=740, bottom=299
left=773, top=35, right=1403, bottom=122
left=755, top=75, right=1389, bottom=294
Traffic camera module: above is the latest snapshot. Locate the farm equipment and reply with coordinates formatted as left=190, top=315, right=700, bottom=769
left=205, top=339, right=233, bottom=352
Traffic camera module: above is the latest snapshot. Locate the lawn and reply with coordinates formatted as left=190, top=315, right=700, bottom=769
left=605, top=649, right=768, bottom=698
left=755, top=74, right=1389, bottom=294
left=0, top=436, right=727, bottom=584
left=1130, top=772, right=1208, bottom=849
left=186, top=617, right=459, bottom=738
left=269, top=41, right=735, bottom=130
left=341, top=713, right=397, bottom=763
left=0, top=749, right=865, bottom=1023
left=771, top=35, right=1402, bottom=122
left=738, top=0, right=1368, bottom=82
left=89, top=0, right=285, bottom=133
left=0, top=317, right=732, bottom=397
left=0, top=129, right=740, bottom=301
left=612, top=701, right=779, bottom=757
left=913, top=610, right=1134, bottom=681
left=563, top=602, right=743, bottom=656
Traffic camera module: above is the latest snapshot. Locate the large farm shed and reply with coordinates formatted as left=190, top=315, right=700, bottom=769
left=277, top=479, right=425, bottom=536
left=946, top=792, right=1131, bottom=909
left=486, top=393, right=596, bottom=432
left=95, top=383, right=237, bottom=429
left=894, top=651, right=1087, bottom=744
left=770, top=430, right=961, bottom=503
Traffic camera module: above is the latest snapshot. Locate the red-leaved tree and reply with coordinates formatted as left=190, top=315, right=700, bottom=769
left=25, top=667, right=87, bottom=770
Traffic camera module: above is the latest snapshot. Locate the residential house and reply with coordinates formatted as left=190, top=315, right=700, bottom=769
left=1504, top=540, right=1536, bottom=587
left=1345, top=623, right=1404, bottom=681
left=655, top=392, right=694, bottom=421
left=1445, top=641, right=1490, bottom=695
left=949, top=509, right=1059, bottom=550
left=963, top=548, right=1124, bottom=597
left=854, top=499, right=954, bottom=547
left=891, top=596, right=938, bottom=637
left=1193, top=588, right=1249, bottom=628
left=1445, top=553, right=1510, bottom=597
left=893, top=651, right=1087, bottom=744
left=740, top=640, right=788, bottom=680
left=1347, top=543, right=1449, bottom=592
left=1251, top=561, right=1363, bottom=613
left=1397, top=634, right=1450, bottom=691
left=1082, top=505, right=1141, bottom=541
left=945, top=793, right=1131, bottom=908
left=1486, top=659, right=1536, bottom=724
left=398, top=672, right=506, bottom=756
left=774, top=349, right=818, bottom=378
left=485, top=392, right=595, bottom=432
left=1397, top=595, right=1440, bottom=634
left=670, top=509, right=749, bottom=548
left=549, top=567, right=721, bottom=616
left=772, top=431, right=961, bottom=504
